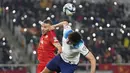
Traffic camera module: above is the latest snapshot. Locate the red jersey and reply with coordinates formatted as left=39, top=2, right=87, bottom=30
left=37, top=30, right=59, bottom=63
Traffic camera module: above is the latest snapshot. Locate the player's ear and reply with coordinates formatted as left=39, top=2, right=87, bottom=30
left=67, top=40, right=73, bottom=45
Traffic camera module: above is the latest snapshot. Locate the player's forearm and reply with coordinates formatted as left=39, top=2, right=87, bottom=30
left=54, top=21, right=68, bottom=28
left=90, top=58, right=96, bottom=73
left=53, top=42, right=62, bottom=53
left=85, top=52, right=96, bottom=73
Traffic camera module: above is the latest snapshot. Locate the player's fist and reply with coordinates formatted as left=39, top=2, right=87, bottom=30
left=58, top=49, right=62, bottom=54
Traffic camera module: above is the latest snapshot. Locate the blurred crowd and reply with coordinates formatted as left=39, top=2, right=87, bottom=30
left=0, top=34, right=10, bottom=64
left=0, top=29, right=25, bottom=70
left=0, top=0, right=130, bottom=66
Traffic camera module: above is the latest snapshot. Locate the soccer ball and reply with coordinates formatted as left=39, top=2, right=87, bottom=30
left=63, top=3, right=76, bottom=16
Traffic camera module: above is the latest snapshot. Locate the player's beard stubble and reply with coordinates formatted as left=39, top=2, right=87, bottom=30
left=41, top=27, right=49, bottom=35
left=42, top=30, right=49, bottom=35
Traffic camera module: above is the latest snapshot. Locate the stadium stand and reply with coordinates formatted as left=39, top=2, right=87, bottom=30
left=0, top=0, right=130, bottom=73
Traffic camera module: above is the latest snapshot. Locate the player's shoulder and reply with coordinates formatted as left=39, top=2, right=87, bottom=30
left=48, top=30, right=56, bottom=35
left=48, top=30, right=55, bottom=32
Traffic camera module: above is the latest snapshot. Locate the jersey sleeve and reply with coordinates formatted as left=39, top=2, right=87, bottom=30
left=63, top=24, right=73, bottom=39
left=49, top=31, right=59, bottom=43
left=79, top=42, right=89, bottom=56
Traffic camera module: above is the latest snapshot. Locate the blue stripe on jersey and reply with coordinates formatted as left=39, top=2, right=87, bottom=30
left=73, top=40, right=84, bottom=49
left=64, top=30, right=73, bottom=39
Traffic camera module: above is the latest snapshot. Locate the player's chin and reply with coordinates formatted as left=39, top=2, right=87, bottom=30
left=42, top=30, right=49, bottom=34
left=42, top=31, right=47, bottom=35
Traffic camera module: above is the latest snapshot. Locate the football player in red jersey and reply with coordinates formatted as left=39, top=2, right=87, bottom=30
left=37, top=19, right=62, bottom=73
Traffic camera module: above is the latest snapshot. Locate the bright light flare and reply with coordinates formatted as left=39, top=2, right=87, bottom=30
left=33, top=50, right=36, bottom=54
left=75, top=29, right=79, bottom=32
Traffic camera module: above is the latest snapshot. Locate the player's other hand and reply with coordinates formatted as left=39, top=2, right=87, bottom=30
left=57, top=49, right=62, bottom=54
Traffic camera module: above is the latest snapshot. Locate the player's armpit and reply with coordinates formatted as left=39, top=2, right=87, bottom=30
left=85, top=52, right=96, bottom=73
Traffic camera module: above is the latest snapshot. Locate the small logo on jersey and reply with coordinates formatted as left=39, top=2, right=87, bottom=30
left=45, top=35, right=48, bottom=38
left=40, top=40, right=43, bottom=44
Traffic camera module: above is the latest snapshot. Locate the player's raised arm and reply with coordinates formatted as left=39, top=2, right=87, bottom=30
left=54, top=21, right=69, bottom=28
left=49, top=21, right=69, bottom=30
left=52, top=41, right=62, bottom=54
left=49, top=31, right=62, bottom=54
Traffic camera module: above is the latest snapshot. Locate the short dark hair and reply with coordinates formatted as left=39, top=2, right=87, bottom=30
left=43, top=19, right=53, bottom=25
left=68, top=32, right=82, bottom=44
left=61, top=19, right=70, bottom=23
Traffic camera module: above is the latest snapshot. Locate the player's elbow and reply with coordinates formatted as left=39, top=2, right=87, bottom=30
left=86, top=52, right=96, bottom=64
left=91, top=57, right=96, bottom=65
left=89, top=55, right=96, bottom=65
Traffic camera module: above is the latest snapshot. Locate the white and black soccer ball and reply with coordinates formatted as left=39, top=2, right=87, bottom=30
left=63, top=3, right=76, bottom=16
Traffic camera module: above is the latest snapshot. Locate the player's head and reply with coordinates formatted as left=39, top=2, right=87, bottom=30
left=43, top=19, right=53, bottom=25
left=41, top=19, right=53, bottom=34
left=67, top=32, right=82, bottom=45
